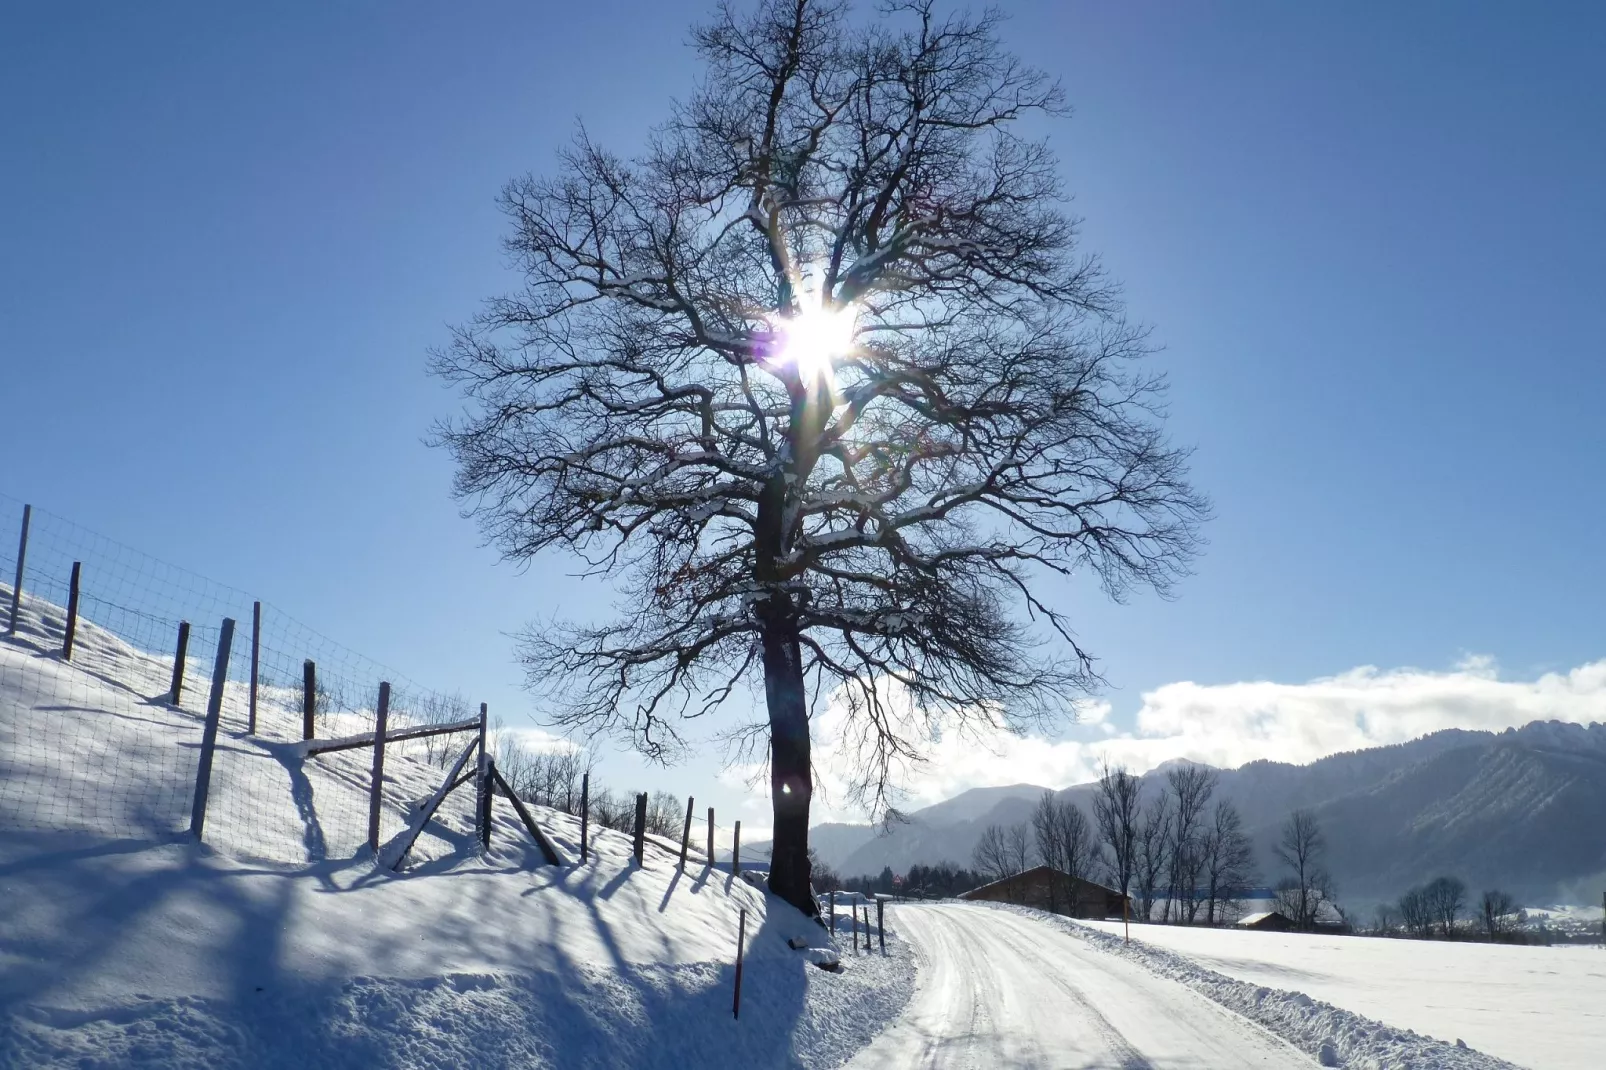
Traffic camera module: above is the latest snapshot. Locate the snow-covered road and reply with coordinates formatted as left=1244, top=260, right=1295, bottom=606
left=847, top=903, right=1310, bottom=1069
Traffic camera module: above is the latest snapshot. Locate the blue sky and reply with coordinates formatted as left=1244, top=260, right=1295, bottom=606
left=4, top=3, right=1603, bottom=828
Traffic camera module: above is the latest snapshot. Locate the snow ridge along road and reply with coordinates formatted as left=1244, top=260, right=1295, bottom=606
left=974, top=904, right=1524, bottom=1070
left=846, top=902, right=1309, bottom=1069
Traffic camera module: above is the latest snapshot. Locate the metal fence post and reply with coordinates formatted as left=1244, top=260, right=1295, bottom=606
left=733, top=820, right=741, bottom=875
left=62, top=561, right=81, bottom=660
left=168, top=621, right=190, bottom=705
left=189, top=618, right=235, bottom=840
left=6, top=504, right=28, bottom=636
left=367, top=681, right=390, bottom=854
left=706, top=806, right=714, bottom=866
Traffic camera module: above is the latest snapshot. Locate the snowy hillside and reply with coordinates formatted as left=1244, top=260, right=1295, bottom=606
left=0, top=593, right=914, bottom=1067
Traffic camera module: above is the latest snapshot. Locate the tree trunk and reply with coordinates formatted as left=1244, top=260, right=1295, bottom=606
left=761, top=605, right=818, bottom=917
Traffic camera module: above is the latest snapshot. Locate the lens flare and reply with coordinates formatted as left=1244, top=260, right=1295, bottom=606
left=774, top=302, right=856, bottom=386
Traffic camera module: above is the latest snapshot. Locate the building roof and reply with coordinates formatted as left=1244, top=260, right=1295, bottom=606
left=958, top=865, right=1126, bottom=901
left=1236, top=911, right=1290, bottom=927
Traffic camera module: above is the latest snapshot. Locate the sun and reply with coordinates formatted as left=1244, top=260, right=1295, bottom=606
left=774, top=300, right=857, bottom=386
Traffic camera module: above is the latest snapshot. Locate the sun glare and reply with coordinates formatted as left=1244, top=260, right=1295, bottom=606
left=774, top=301, right=857, bottom=386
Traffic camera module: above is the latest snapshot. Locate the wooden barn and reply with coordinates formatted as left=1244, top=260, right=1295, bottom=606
left=959, top=866, right=1132, bottom=919
left=1235, top=910, right=1296, bottom=932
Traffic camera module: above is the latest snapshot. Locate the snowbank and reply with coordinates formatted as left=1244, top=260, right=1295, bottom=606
left=972, top=904, right=1523, bottom=1070
left=1079, top=918, right=1604, bottom=1070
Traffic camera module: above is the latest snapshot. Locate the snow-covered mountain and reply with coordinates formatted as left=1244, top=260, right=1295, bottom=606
left=817, top=722, right=1606, bottom=907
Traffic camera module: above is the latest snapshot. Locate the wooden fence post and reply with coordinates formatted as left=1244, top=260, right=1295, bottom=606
left=247, top=601, right=260, bottom=735
left=301, top=660, right=316, bottom=740
left=481, top=756, right=495, bottom=850
left=579, top=772, right=590, bottom=862
left=367, top=681, right=390, bottom=854
left=476, top=702, right=491, bottom=851
left=632, top=792, right=646, bottom=866
left=6, top=504, right=27, bottom=636
left=168, top=621, right=190, bottom=705
left=62, top=561, right=81, bottom=660
left=732, top=820, right=741, bottom=874
left=679, top=795, right=694, bottom=870
left=829, top=890, right=836, bottom=934
left=878, top=897, right=885, bottom=952
left=706, top=806, right=714, bottom=866
left=863, top=903, right=871, bottom=951
left=733, top=908, right=747, bottom=1020
left=188, top=618, right=235, bottom=840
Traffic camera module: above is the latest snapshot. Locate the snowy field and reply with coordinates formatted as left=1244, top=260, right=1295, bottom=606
left=1081, top=919, right=1605, bottom=1070
left=0, top=595, right=914, bottom=1068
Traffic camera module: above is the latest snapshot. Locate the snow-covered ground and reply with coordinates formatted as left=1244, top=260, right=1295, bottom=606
left=847, top=902, right=1312, bottom=1068
left=1080, top=918, right=1604, bottom=1070
left=0, top=595, right=914, bottom=1068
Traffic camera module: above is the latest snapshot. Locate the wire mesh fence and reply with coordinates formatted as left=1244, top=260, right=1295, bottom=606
left=0, top=492, right=775, bottom=882
left=0, top=493, right=483, bottom=864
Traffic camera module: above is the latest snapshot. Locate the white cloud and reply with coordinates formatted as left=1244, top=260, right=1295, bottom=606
left=495, top=724, right=582, bottom=755
left=804, top=656, right=1606, bottom=821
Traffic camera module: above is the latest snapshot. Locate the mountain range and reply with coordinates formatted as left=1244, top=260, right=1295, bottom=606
left=793, top=720, right=1606, bottom=908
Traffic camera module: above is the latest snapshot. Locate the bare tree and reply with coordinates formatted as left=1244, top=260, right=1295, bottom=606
left=1093, top=759, right=1141, bottom=911
left=1058, top=802, right=1098, bottom=886
left=809, top=847, right=841, bottom=893
left=1135, top=791, right=1172, bottom=923
left=1033, top=791, right=1099, bottom=915
left=1423, top=875, right=1467, bottom=938
left=972, top=824, right=1012, bottom=886
left=1200, top=798, right=1254, bottom=924
left=1005, top=821, right=1032, bottom=883
left=1165, top=764, right=1217, bottom=923
left=1397, top=885, right=1434, bottom=938
left=1274, top=809, right=1331, bottom=930
left=1479, top=889, right=1517, bottom=941
left=1372, top=902, right=1400, bottom=936
left=429, top=0, right=1205, bottom=914
left=1032, top=791, right=1067, bottom=913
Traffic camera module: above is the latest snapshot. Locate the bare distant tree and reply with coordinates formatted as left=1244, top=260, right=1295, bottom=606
left=1423, top=875, right=1467, bottom=938
left=808, top=847, right=841, bottom=893
left=972, top=824, right=1012, bottom=886
left=1058, top=802, right=1098, bottom=887
left=1200, top=799, right=1255, bottom=924
left=1397, top=885, right=1434, bottom=938
left=1478, top=889, right=1517, bottom=941
left=1032, top=791, right=1067, bottom=912
left=1165, top=764, right=1217, bottom=923
left=1033, top=791, right=1099, bottom=915
left=1372, top=902, right=1400, bottom=936
left=1093, top=759, right=1141, bottom=911
left=1135, top=791, right=1173, bottom=923
left=429, top=0, right=1206, bottom=914
left=1274, top=809, right=1331, bottom=930
left=1005, top=821, right=1032, bottom=880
